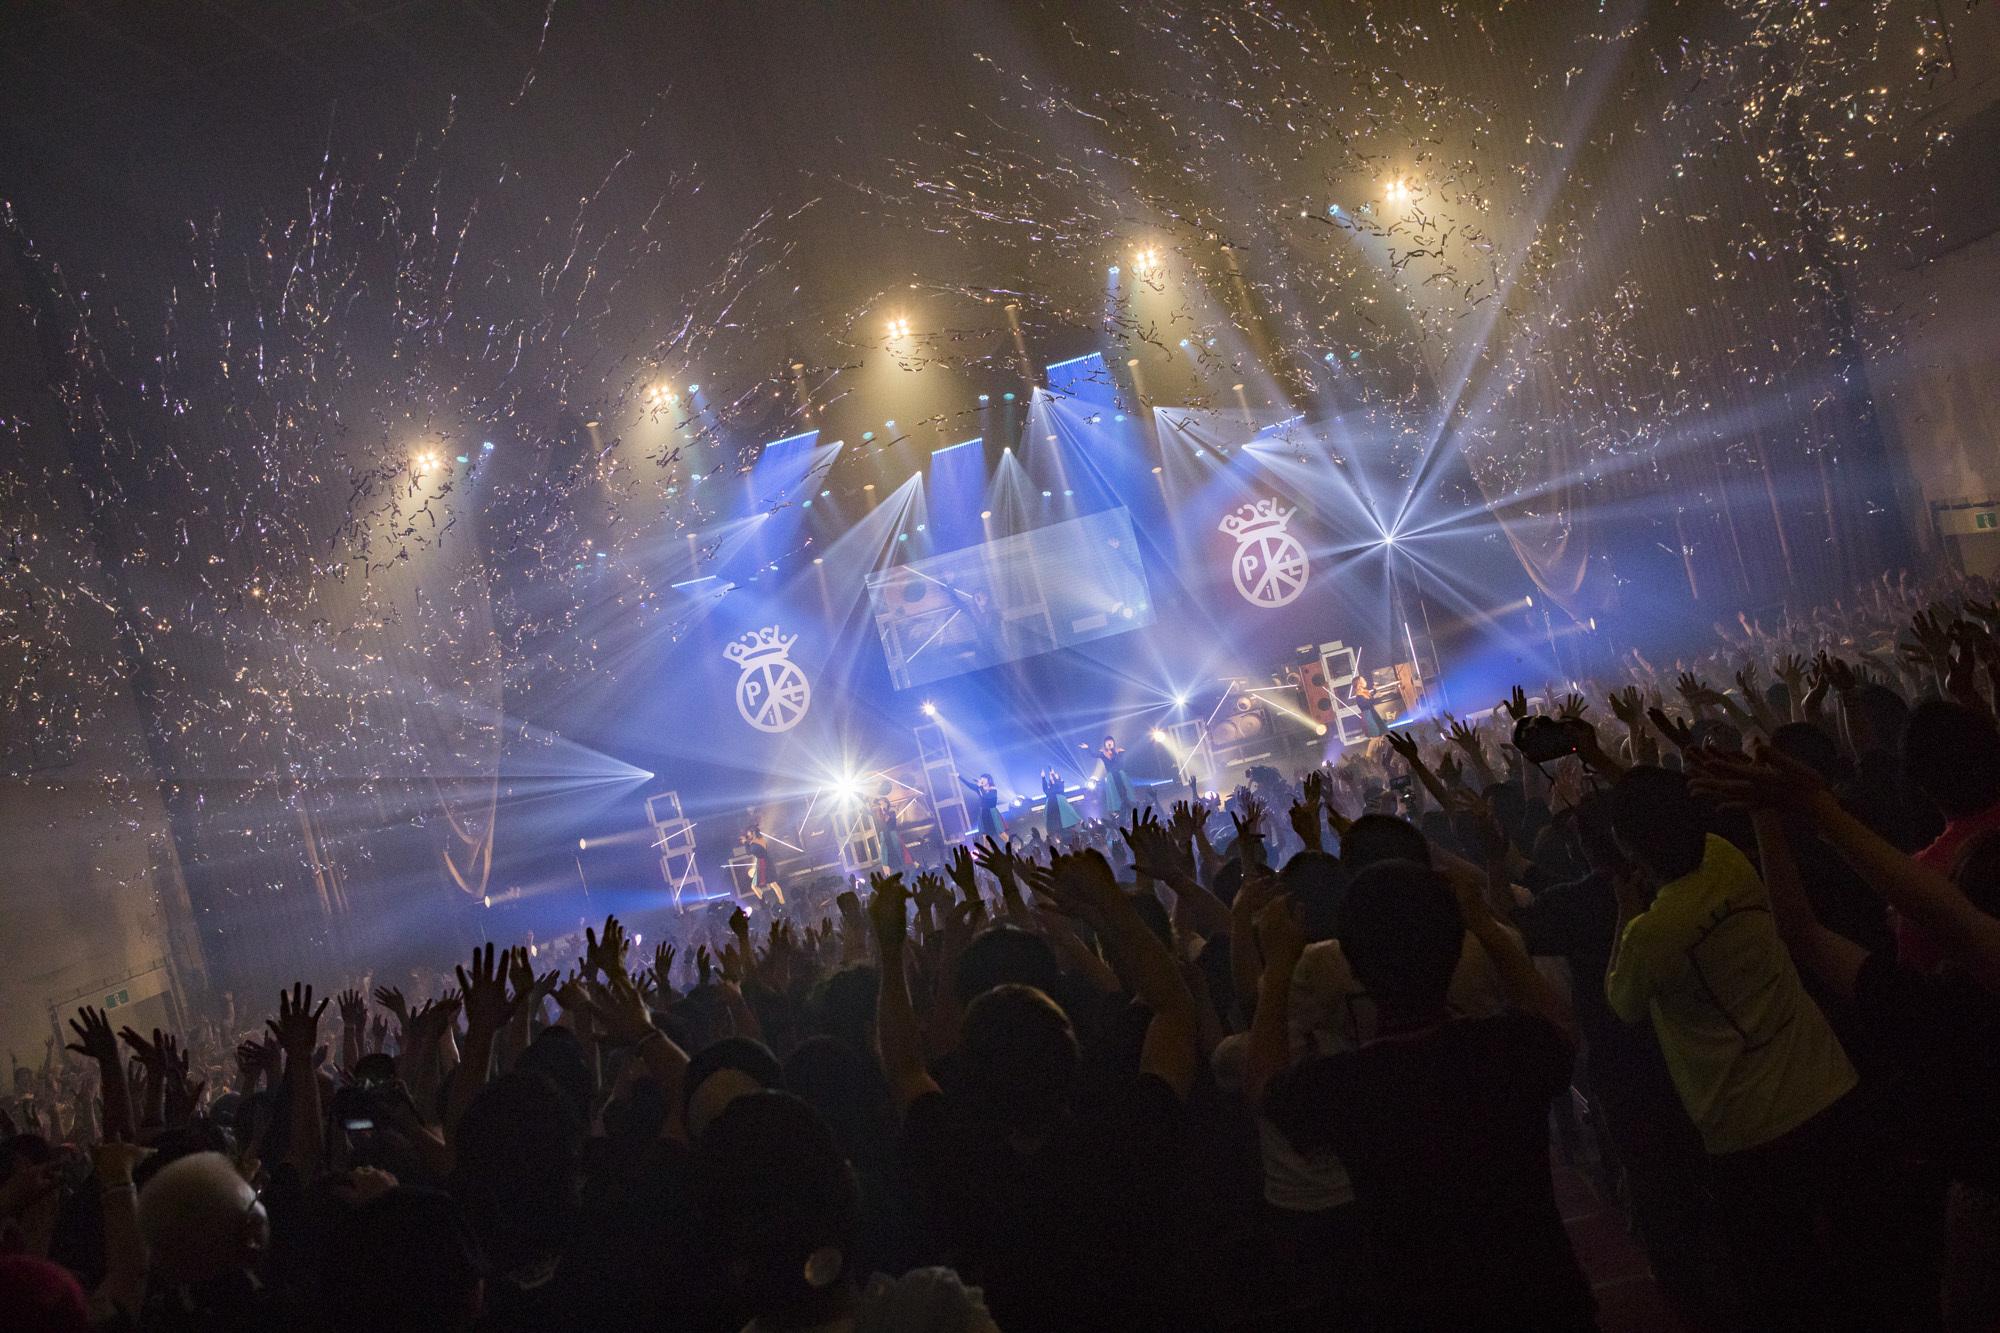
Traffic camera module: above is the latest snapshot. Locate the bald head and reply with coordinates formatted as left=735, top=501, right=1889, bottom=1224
left=137, top=1152, right=268, bottom=1286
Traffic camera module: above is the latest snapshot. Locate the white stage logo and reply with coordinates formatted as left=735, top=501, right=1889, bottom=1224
left=725, top=625, right=812, bottom=733
left=1220, top=497, right=1308, bottom=608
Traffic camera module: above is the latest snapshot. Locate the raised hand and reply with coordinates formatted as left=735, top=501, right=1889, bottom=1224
left=337, top=989, right=367, bottom=1028
left=1773, top=653, right=1807, bottom=695
left=1384, top=729, right=1421, bottom=766
left=455, top=942, right=520, bottom=1031
left=368, top=1013, right=389, bottom=1052
left=372, top=986, right=409, bottom=1024
left=1556, top=692, right=1589, bottom=721
left=594, top=967, right=660, bottom=1049
left=1685, top=743, right=1831, bottom=814
left=1904, top=605, right=1954, bottom=676
left=1231, top=793, right=1267, bottom=843
left=1647, top=706, right=1697, bottom=753
left=971, top=836, right=1021, bottom=894
left=1501, top=685, right=1530, bottom=722
left=944, top=846, right=979, bottom=901
left=867, top=872, right=911, bottom=954
left=1607, top=685, right=1645, bottom=730
left=118, top=1025, right=165, bottom=1074
left=695, top=945, right=713, bottom=986
left=267, top=983, right=329, bottom=1063
left=584, top=915, right=630, bottom=980
left=65, top=1005, right=120, bottom=1065
left=652, top=942, right=677, bottom=993
left=1436, top=752, right=1465, bottom=789
left=1675, top=671, right=1722, bottom=713
left=1446, top=715, right=1485, bottom=754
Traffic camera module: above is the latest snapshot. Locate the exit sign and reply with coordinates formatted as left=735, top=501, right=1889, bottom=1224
left=1937, top=504, right=2000, bottom=536
left=103, top=988, right=131, bottom=1009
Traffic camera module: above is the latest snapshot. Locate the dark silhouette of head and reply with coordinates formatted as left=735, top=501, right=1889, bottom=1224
left=1609, top=765, right=1709, bottom=884
left=694, top=1092, right=861, bottom=1329
left=1277, top=849, right=1348, bottom=941
left=1340, top=813, right=1432, bottom=874
left=955, top=984, right=1078, bottom=1140
left=953, top=925, right=1062, bottom=1008
left=1903, top=700, right=2000, bottom=820
left=1338, top=860, right=1464, bottom=1023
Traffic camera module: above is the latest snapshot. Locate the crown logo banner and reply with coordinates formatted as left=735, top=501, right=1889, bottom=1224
left=724, top=625, right=811, bottom=733
left=724, top=625, right=799, bottom=667
left=1219, top=496, right=1309, bottom=609
left=1218, top=497, right=1295, bottom=541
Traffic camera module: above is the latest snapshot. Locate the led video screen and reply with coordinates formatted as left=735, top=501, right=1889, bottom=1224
left=866, top=508, right=1155, bottom=689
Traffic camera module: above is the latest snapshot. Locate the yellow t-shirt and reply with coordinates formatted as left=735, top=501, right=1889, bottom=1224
left=1606, top=834, right=1856, bottom=1155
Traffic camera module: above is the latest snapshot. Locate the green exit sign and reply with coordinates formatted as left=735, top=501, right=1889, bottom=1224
left=103, top=988, right=131, bottom=1009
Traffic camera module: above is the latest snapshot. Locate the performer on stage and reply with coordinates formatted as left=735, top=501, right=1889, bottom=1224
left=1040, top=766, right=1081, bottom=833
left=960, top=772, right=1005, bottom=840
left=1351, top=671, right=1390, bottom=738
left=739, top=817, right=783, bottom=905
left=871, top=793, right=913, bottom=870
left=1082, top=736, right=1136, bottom=818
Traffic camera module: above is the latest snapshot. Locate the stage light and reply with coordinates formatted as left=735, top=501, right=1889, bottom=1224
left=1003, top=392, right=1015, bottom=401
left=821, top=489, right=831, bottom=496
left=862, top=431, right=874, bottom=441
left=1115, top=414, right=1125, bottom=422
left=885, top=420, right=895, bottom=428
left=813, top=557, right=823, bottom=564
left=578, top=838, right=587, bottom=849
left=1109, top=265, right=1119, bottom=274
left=687, top=384, right=699, bottom=393
left=1062, top=489, right=1072, bottom=496
left=887, top=317, right=910, bottom=338
left=1127, top=358, right=1139, bottom=366
left=1231, top=383, right=1244, bottom=392
left=915, top=524, right=926, bottom=531
left=595, top=551, right=606, bottom=559
left=979, top=394, right=989, bottom=402
left=1152, top=466, right=1161, bottom=474
left=1151, top=729, right=1166, bottom=742
left=863, top=483, right=875, bottom=491
left=922, top=701, right=937, bottom=716
left=898, top=533, right=908, bottom=542
left=1042, top=490, right=1052, bottom=498
left=980, top=510, right=991, bottom=518
left=1174, top=694, right=1188, bottom=705
left=482, top=895, right=491, bottom=907
left=1316, top=724, right=1329, bottom=735
left=482, top=441, right=495, bottom=450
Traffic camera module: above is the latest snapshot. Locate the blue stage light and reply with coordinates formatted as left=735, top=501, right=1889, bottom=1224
left=482, top=441, right=495, bottom=450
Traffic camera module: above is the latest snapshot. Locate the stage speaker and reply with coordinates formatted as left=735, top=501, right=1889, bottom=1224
left=1297, top=660, right=1335, bottom=728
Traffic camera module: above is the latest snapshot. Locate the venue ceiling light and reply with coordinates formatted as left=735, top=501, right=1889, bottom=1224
left=887, top=317, right=910, bottom=338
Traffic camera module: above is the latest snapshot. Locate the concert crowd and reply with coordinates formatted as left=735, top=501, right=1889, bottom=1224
left=7, top=567, right=2000, bottom=1332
